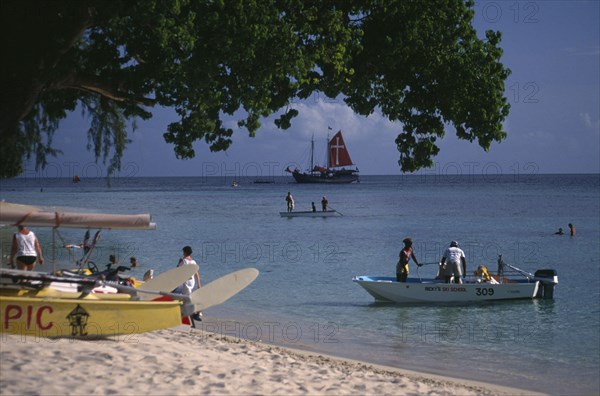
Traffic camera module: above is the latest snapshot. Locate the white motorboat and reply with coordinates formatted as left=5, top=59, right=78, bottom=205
left=353, top=264, right=558, bottom=303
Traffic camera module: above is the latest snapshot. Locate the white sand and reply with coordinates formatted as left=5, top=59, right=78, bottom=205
left=0, top=328, right=541, bottom=395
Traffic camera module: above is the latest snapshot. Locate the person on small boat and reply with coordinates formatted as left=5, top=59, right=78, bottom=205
left=286, top=192, right=295, bottom=213
left=554, top=228, right=564, bottom=235
left=440, top=241, right=467, bottom=284
left=10, top=225, right=44, bottom=271
left=98, top=255, right=135, bottom=283
left=321, top=196, right=328, bottom=211
left=311, top=202, right=317, bottom=212
left=396, top=238, right=421, bottom=282
left=107, top=254, right=119, bottom=268
left=474, top=265, right=492, bottom=282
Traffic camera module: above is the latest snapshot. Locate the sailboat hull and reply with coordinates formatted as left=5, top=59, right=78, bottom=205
left=290, top=170, right=359, bottom=184
left=288, top=130, right=359, bottom=184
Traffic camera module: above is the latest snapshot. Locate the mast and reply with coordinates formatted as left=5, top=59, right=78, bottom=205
left=326, top=131, right=330, bottom=170
left=310, top=133, right=314, bottom=171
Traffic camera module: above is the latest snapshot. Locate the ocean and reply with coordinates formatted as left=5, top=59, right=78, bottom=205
left=1, top=174, right=598, bottom=395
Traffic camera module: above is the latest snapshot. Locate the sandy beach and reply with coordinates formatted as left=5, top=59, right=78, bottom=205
left=0, top=327, right=541, bottom=396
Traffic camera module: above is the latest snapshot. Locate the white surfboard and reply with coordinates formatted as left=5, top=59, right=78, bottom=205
left=191, top=268, right=259, bottom=311
left=137, top=264, right=199, bottom=299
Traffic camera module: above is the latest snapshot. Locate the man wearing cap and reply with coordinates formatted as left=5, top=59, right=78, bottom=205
left=440, top=241, right=467, bottom=284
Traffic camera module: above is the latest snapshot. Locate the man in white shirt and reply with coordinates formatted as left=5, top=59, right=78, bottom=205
left=174, top=245, right=202, bottom=324
left=440, top=241, right=467, bottom=284
left=174, top=246, right=200, bottom=295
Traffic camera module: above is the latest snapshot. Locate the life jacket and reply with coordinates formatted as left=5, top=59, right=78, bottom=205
left=475, top=265, right=492, bottom=282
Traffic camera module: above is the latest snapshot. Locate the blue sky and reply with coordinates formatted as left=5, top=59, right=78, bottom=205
left=24, top=1, right=600, bottom=178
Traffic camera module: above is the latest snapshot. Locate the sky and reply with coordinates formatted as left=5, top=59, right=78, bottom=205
left=23, top=1, right=600, bottom=179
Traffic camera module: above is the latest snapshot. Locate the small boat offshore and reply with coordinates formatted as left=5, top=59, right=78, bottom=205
left=353, top=262, right=558, bottom=304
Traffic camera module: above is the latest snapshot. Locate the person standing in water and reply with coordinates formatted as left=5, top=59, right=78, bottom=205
left=10, top=225, right=44, bottom=271
left=174, top=246, right=200, bottom=295
left=174, top=246, right=202, bottom=324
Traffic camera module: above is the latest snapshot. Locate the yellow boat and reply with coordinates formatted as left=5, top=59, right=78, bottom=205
left=0, top=295, right=183, bottom=338
left=0, top=286, right=132, bottom=300
left=0, top=203, right=187, bottom=338
left=0, top=202, right=259, bottom=338
left=0, top=265, right=200, bottom=338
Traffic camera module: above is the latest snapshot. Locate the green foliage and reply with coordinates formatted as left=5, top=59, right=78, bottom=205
left=0, top=0, right=510, bottom=177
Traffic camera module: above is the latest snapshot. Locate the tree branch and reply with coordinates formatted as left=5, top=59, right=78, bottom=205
left=57, top=73, right=157, bottom=107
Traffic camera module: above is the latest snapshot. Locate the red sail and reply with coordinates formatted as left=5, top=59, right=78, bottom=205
left=328, top=131, right=353, bottom=168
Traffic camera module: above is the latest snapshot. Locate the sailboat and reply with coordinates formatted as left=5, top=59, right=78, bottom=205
left=286, top=130, right=359, bottom=184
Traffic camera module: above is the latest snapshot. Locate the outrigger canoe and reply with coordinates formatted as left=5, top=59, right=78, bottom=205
left=353, top=264, right=558, bottom=304
left=280, top=210, right=340, bottom=218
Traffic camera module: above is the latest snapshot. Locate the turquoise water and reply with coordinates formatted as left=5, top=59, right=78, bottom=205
left=1, top=174, right=599, bottom=395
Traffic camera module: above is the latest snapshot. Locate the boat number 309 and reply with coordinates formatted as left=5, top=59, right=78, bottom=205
left=475, top=287, right=495, bottom=296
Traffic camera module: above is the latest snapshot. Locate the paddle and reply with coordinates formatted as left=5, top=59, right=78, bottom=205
left=0, top=268, right=98, bottom=286
left=328, top=206, right=343, bottom=216
left=136, top=264, right=199, bottom=299
left=190, top=268, right=259, bottom=311
left=1, top=265, right=199, bottom=296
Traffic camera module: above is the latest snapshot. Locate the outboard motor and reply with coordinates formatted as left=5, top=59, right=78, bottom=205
left=534, top=269, right=558, bottom=299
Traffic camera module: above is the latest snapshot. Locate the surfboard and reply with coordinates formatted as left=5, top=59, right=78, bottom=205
left=191, top=268, right=259, bottom=311
left=136, top=264, right=199, bottom=299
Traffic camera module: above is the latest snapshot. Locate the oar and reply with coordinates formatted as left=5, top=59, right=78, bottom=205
left=0, top=268, right=99, bottom=286
left=0, top=266, right=199, bottom=299
left=328, top=206, right=344, bottom=216
left=190, top=268, right=259, bottom=311
left=136, top=264, right=199, bottom=300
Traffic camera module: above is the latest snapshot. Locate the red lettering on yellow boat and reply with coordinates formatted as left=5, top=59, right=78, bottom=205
left=4, top=305, right=22, bottom=328
left=3, top=304, right=54, bottom=330
left=37, top=306, right=53, bottom=330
